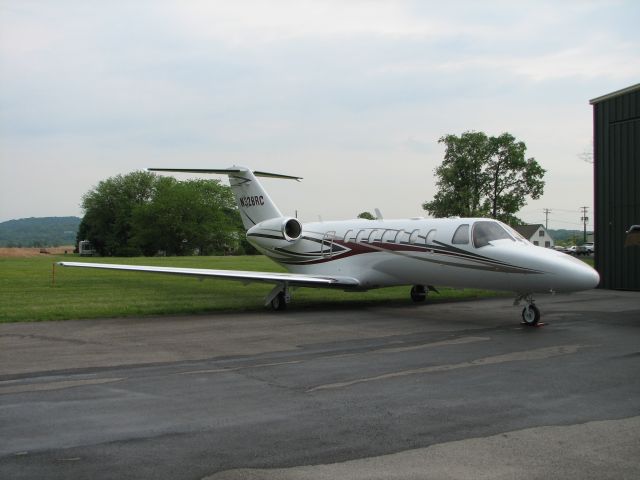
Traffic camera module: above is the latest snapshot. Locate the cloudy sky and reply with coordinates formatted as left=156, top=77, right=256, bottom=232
left=1, top=0, right=639, bottom=230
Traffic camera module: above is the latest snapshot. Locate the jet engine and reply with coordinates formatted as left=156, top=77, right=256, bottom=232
left=247, top=217, right=303, bottom=249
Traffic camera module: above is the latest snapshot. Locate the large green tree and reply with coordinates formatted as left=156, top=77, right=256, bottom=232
left=80, top=171, right=248, bottom=256
left=423, top=131, right=545, bottom=224
left=80, top=171, right=157, bottom=256
left=131, top=177, right=241, bottom=256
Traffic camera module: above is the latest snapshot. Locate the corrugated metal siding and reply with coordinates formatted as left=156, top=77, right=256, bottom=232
left=593, top=88, right=640, bottom=290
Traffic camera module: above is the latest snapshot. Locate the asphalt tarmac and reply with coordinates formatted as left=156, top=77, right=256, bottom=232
left=1, top=289, right=639, bottom=479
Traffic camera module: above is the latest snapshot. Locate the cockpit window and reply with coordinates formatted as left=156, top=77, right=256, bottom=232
left=503, top=224, right=529, bottom=243
left=473, top=221, right=514, bottom=248
left=452, top=224, right=470, bottom=244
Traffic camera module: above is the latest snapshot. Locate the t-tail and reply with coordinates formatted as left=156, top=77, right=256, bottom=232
left=147, top=166, right=302, bottom=230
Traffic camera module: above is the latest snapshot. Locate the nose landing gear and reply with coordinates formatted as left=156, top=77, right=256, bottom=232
left=515, top=293, right=542, bottom=326
left=521, top=303, right=541, bottom=326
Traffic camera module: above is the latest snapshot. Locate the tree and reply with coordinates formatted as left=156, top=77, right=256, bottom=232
left=80, top=171, right=157, bottom=256
left=80, top=171, right=248, bottom=256
left=423, top=132, right=492, bottom=219
left=484, top=133, right=546, bottom=224
left=423, top=131, right=545, bottom=224
left=131, top=177, right=241, bottom=256
left=357, top=211, right=375, bottom=220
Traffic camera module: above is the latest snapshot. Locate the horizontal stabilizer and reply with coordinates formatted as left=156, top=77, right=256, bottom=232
left=148, top=168, right=302, bottom=181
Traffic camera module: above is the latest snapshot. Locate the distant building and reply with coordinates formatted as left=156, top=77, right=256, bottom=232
left=590, top=83, right=640, bottom=290
left=513, top=224, right=554, bottom=248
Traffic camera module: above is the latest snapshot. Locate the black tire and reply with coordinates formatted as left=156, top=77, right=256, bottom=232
left=271, top=292, right=287, bottom=311
left=410, top=285, right=427, bottom=302
left=522, top=304, right=540, bottom=326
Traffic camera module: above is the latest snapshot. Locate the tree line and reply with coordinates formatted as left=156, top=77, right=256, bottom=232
left=78, top=171, right=254, bottom=256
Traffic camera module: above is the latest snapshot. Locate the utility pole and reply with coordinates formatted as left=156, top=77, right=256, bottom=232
left=580, top=206, right=589, bottom=242
left=543, top=209, right=551, bottom=230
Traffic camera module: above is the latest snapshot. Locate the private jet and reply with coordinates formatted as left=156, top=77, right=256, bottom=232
left=59, top=167, right=600, bottom=326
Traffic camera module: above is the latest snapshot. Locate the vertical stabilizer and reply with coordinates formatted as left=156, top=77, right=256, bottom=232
left=147, top=167, right=301, bottom=230
left=226, top=167, right=284, bottom=229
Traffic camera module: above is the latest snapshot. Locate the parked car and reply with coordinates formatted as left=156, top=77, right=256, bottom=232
left=576, top=242, right=594, bottom=255
left=566, top=245, right=578, bottom=254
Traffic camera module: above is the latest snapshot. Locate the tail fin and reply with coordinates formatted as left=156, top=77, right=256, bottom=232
left=148, top=167, right=302, bottom=230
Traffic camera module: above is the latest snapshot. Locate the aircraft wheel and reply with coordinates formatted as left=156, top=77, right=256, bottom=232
left=270, top=292, right=287, bottom=311
left=410, top=285, right=427, bottom=302
left=522, top=304, right=540, bottom=326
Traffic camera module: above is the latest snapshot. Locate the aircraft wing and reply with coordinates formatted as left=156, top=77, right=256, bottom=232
left=57, top=261, right=360, bottom=288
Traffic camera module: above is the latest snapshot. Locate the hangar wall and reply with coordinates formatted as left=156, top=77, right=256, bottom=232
left=590, top=83, right=640, bottom=290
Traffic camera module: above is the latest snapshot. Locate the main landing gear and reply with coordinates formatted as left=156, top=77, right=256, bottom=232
left=266, top=283, right=291, bottom=311
left=515, top=293, right=542, bottom=326
left=410, top=285, right=439, bottom=302
left=410, top=285, right=427, bottom=302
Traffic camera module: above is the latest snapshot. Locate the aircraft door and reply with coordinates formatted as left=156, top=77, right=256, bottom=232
left=322, top=231, right=336, bottom=258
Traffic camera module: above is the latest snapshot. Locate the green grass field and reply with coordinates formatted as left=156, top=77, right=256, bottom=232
left=0, top=254, right=505, bottom=322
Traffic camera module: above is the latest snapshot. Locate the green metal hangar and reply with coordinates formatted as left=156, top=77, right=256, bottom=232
left=590, top=83, right=640, bottom=290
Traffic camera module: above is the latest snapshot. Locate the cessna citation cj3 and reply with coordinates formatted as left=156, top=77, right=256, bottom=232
left=59, top=167, right=600, bottom=326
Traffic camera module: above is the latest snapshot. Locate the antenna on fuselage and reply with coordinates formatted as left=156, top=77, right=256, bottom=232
left=375, top=208, right=383, bottom=220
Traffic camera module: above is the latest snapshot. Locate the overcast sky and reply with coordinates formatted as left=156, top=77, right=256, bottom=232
left=1, top=1, right=639, bottom=230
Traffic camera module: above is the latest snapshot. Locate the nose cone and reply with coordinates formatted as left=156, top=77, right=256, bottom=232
left=554, top=253, right=600, bottom=292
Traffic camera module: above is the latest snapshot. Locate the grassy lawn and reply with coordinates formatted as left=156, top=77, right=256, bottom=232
left=581, top=256, right=594, bottom=267
left=0, top=254, right=504, bottom=322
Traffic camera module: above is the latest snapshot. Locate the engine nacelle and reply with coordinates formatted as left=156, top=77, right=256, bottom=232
left=282, top=217, right=303, bottom=241
left=247, top=217, right=303, bottom=249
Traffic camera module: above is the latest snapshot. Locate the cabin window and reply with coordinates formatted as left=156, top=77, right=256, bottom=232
left=472, top=221, right=514, bottom=248
left=452, top=224, right=470, bottom=245
left=409, top=229, right=420, bottom=244
left=356, top=230, right=367, bottom=243
left=425, top=229, right=437, bottom=245
left=370, top=229, right=384, bottom=242
left=343, top=230, right=353, bottom=242
left=382, top=230, right=397, bottom=243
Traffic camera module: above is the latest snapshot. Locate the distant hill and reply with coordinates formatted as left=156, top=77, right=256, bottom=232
left=0, top=216, right=81, bottom=247
left=548, top=229, right=592, bottom=244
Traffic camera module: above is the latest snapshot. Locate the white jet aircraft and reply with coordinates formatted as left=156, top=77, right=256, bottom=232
left=59, top=167, right=600, bottom=326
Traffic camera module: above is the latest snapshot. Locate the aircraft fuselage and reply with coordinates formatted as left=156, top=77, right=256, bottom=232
left=247, top=217, right=600, bottom=295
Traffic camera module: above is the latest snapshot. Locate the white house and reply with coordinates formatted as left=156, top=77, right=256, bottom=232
left=513, top=224, right=555, bottom=248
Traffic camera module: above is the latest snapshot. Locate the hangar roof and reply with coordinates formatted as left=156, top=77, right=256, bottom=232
left=589, top=83, right=640, bottom=105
